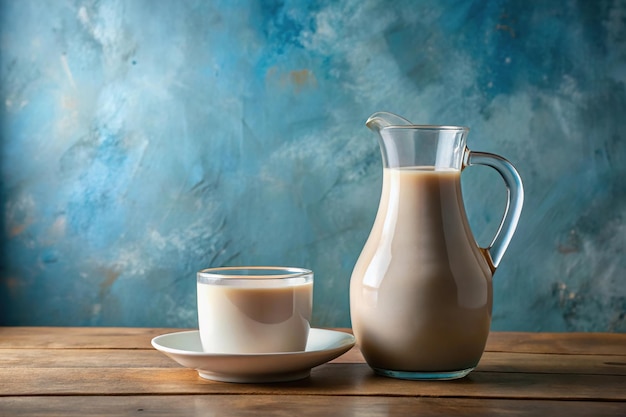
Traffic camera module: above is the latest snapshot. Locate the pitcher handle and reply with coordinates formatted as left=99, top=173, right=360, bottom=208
left=463, top=149, right=524, bottom=271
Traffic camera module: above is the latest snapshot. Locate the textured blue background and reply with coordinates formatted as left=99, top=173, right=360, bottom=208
left=1, top=0, right=625, bottom=331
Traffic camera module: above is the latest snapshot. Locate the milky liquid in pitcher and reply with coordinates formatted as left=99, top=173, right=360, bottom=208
left=350, top=167, right=493, bottom=372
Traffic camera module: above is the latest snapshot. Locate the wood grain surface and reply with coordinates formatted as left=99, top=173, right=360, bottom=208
left=1, top=327, right=625, bottom=416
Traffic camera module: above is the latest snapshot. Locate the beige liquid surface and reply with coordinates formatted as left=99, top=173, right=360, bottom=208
left=350, top=168, right=493, bottom=372
left=198, top=280, right=313, bottom=353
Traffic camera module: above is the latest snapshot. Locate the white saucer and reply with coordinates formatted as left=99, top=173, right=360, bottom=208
left=151, top=328, right=355, bottom=383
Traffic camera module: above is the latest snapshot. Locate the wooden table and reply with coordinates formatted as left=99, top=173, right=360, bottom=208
left=0, top=327, right=625, bottom=416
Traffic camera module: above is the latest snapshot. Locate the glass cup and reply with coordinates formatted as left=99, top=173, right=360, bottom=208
left=196, top=266, right=314, bottom=354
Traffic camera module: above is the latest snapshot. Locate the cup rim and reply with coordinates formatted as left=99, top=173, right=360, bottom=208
left=197, top=266, right=313, bottom=287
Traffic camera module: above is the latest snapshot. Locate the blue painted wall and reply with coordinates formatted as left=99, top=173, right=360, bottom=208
left=1, top=0, right=625, bottom=331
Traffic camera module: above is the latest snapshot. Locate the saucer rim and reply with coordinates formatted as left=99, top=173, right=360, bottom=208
left=151, top=328, right=355, bottom=357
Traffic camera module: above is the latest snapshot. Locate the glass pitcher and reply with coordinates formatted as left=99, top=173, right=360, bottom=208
left=350, top=112, right=524, bottom=380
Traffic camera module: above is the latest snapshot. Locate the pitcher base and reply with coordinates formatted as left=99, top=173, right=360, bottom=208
left=373, top=367, right=474, bottom=381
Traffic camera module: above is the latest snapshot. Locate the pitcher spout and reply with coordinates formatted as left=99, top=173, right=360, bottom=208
left=365, top=111, right=413, bottom=132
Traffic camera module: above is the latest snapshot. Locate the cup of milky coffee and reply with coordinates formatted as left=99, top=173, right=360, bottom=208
left=196, top=266, right=314, bottom=354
